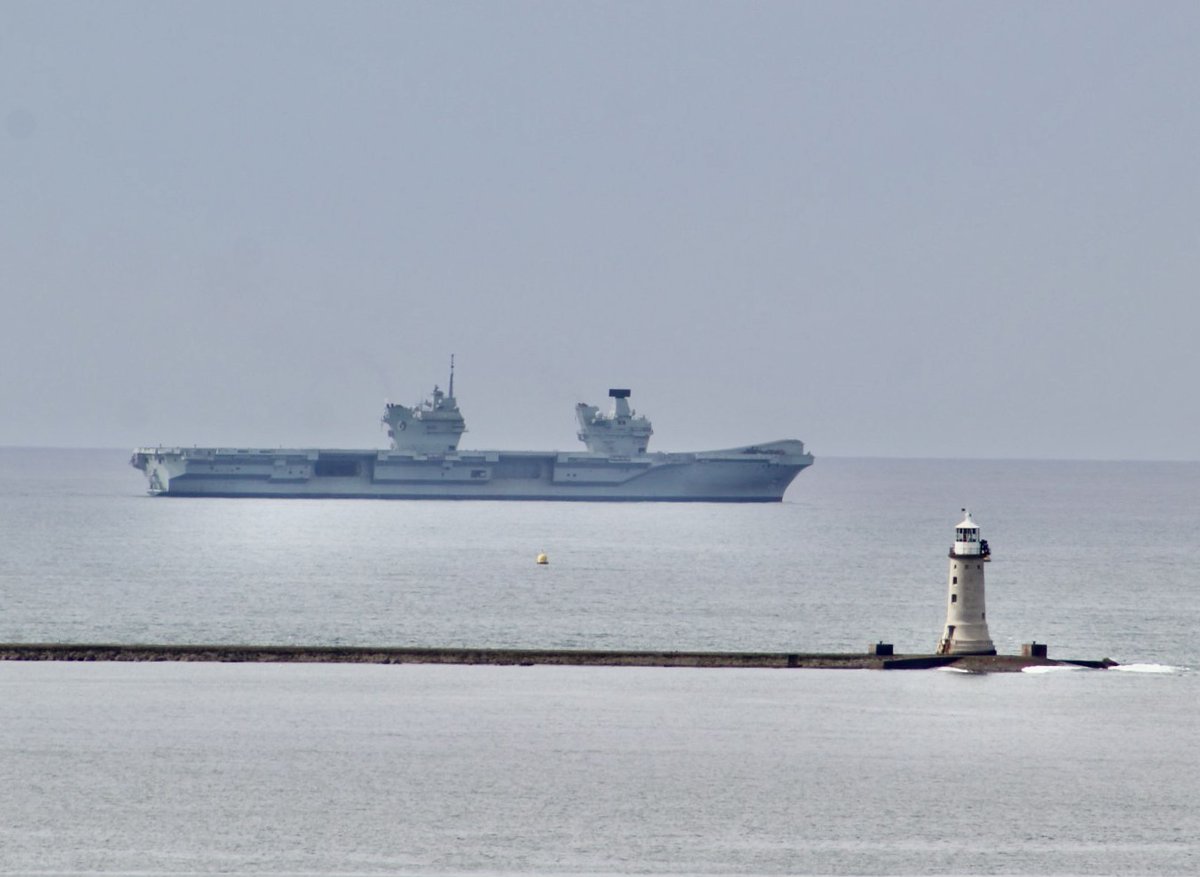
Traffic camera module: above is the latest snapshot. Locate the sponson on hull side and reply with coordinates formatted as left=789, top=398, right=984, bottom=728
left=131, top=366, right=814, bottom=502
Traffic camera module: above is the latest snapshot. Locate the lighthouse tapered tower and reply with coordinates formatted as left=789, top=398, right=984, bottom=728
left=936, top=509, right=996, bottom=655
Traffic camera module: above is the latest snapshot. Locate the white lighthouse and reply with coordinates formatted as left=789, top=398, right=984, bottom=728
left=936, top=509, right=996, bottom=655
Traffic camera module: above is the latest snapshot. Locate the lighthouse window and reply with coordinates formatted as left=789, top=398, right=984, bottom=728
left=952, top=576, right=957, bottom=584
left=951, top=594, right=958, bottom=603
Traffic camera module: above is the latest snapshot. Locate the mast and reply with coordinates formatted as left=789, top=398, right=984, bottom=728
left=448, top=354, right=455, bottom=400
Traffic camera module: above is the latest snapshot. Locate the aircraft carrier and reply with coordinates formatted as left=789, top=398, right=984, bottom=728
left=131, top=365, right=814, bottom=502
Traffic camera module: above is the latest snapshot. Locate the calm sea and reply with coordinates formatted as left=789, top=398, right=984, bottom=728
left=0, top=448, right=1197, bottom=875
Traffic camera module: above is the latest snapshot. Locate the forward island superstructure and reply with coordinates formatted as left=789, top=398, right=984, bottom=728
left=131, top=364, right=814, bottom=501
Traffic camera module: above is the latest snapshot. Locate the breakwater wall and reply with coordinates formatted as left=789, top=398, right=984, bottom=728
left=0, top=644, right=1116, bottom=672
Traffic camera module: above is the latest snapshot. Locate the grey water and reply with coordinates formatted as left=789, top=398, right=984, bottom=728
left=1, top=448, right=1197, bottom=875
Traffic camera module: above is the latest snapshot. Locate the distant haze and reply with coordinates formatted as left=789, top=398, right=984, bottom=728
left=2, top=2, right=1197, bottom=459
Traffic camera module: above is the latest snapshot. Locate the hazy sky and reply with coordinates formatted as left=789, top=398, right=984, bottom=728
left=3, top=2, right=1197, bottom=459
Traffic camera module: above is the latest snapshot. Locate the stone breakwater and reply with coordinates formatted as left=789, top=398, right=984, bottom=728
left=0, top=644, right=1116, bottom=672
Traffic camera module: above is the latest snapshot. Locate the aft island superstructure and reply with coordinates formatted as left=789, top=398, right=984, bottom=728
left=131, top=366, right=814, bottom=502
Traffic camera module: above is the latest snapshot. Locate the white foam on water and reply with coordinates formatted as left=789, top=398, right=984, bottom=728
left=1111, top=662, right=1185, bottom=674
left=1021, top=664, right=1086, bottom=674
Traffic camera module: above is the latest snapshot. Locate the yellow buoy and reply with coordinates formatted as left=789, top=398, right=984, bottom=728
left=536, top=552, right=549, bottom=565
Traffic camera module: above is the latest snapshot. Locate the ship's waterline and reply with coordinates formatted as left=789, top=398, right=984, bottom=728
left=131, top=371, right=813, bottom=501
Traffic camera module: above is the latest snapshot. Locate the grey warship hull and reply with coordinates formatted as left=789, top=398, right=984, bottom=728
left=132, top=373, right=814, bottom=501
left=130, top=441, right=813, bottom=502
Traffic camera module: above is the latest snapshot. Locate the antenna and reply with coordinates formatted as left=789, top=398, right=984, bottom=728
left=448, top=354, right=455, bottom=399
